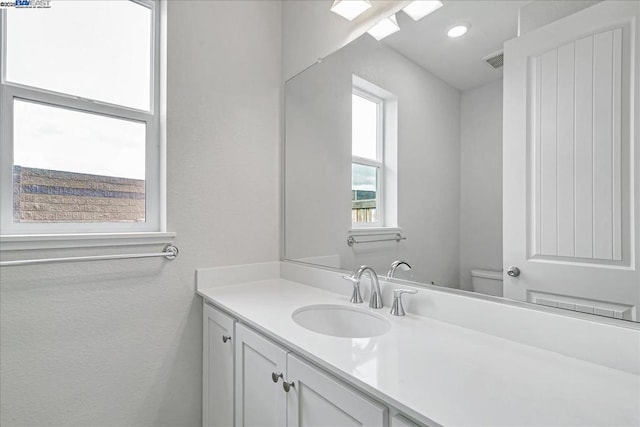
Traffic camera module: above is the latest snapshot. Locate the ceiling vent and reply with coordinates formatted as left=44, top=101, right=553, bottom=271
left=483, top=51, right=504, bottom=70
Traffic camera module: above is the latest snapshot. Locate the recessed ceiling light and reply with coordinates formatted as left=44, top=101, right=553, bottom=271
left=447, top=25, right=468, bottom=38
left=402, top=1, right=443, bottom=21
left=330, top=0, right=371, bottom=21
left=367, top=14, right=400, bottom=41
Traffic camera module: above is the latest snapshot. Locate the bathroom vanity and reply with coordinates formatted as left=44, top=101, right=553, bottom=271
left=203, top=302, right=392, bottom=427
left=197, top=262, right=640, bottom=427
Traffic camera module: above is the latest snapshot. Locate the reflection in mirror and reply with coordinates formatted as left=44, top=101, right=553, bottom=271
left=286, top=32, right=460, bottom=285
left=284, top=1, right=639, bottom=322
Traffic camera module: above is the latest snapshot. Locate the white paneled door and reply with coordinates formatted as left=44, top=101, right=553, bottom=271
left=503, top=1, right=639, bottom=320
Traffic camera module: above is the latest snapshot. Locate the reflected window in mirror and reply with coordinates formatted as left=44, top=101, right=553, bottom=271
left=351, top=77, right=397, bottom=229
left=352, top=91, right=382, bottom=225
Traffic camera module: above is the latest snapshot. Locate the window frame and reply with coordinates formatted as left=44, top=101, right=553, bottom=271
left=351, top=87, right=385, bottom=228
left=0, top=0, right=164, bottom=237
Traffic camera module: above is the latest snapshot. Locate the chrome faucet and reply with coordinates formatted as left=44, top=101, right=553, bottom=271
left=343, top=265, right=383, bottom=309
left=387, top=260, right=411, bottom=278
left=342, top=273, right=363, bottom=304
left=390, top=289, right=418, bottom=316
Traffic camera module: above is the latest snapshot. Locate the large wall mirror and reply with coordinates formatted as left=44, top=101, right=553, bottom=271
left=284, top=1, right=639, bottom=323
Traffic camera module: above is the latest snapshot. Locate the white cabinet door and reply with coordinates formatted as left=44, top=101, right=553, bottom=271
left=203, top=302, right=235, bottom=427
left=235, top=323, right=288, bottom=427
left=390, top=414, right=421, bottom=427
left=503, top=1, right=640, bottom=320
left=286, top=354, right=387, bottom=427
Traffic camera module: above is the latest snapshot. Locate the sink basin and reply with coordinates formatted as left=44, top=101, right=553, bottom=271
left=292, top=304, right=391, bottom=338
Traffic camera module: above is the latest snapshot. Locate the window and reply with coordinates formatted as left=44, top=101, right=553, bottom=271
left=352, top=90, right=384, bottom=226
left=0, top=0, right=163, bottom=236
left=351, top=76, right=398, bottom=230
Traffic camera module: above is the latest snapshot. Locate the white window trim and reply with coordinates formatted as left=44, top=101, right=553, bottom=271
left=352, top=87, right=385, bottom=228
left=0, top=0, right=169, bottom=249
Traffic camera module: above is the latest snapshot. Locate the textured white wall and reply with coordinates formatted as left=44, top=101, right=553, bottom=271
left=0, top=1, right=281, bottom=426
left=459, top=79, right=504, bottom=291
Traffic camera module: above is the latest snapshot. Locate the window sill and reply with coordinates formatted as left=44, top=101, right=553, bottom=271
left=349, top=227, right=402, bottom=236
left=0, top=232, right=176, bottom=251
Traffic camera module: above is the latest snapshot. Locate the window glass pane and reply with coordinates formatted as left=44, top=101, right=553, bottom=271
left=352, top=94, right=378, bottom=160
left=13, top=99, right=146, bottom=223
left=6, top=1, right=152, bottom=111
left=352, top=163, right=377, bottom=223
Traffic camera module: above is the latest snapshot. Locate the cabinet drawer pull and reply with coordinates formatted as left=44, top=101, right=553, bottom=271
left=271, top=372, right=283, bottom=383
left=222, top=335, right=232, bottom=343
left=283, top=380, right=295, bottom=392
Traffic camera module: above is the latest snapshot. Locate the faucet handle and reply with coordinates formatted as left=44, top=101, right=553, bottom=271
left=393, top=288, right=418, bottom=297
left=342, top=275, right=363, bottom=304
left=390, top=289, right=418, bottom=316
left=342, top=275, right=359, bottom=284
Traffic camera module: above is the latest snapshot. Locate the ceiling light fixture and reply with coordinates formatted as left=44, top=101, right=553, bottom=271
left=330, top=0, right=371, bottom=21
left=402, top=0, right=443, bottom=21
left=367, top=14, right=400, bottom=41
left=447, top=24, right=468, bottom=38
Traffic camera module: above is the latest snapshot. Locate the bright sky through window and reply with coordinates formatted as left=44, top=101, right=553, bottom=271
left=351, top=94, right=378, bottom=160
left=14, top=100, right=146, bottom=180
left=6, top=1, right=151, bottom=110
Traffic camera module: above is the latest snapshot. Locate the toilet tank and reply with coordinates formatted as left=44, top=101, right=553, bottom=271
left=471, top=269, right=503, bottom=297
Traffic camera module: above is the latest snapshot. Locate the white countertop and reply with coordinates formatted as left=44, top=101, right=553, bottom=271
left=198, top=278, right=640, bottom=426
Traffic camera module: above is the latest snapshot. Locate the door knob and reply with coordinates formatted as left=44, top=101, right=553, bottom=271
left=507, top=266, right=520, bottom=277
left=222, top=335, right=231, bottom=343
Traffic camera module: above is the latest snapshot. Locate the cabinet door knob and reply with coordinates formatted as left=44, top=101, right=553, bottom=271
left=271, top=372, right=283, bottom=383
left=282, top=380, right=295, bottom=392
left=222, top=335, right=231, bottom=343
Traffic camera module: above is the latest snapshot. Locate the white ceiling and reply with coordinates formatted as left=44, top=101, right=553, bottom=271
left=382, top=0, right=531, bottom=91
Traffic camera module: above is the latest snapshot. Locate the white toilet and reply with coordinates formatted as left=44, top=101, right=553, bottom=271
left=471, top=269, right=504, bottom=297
